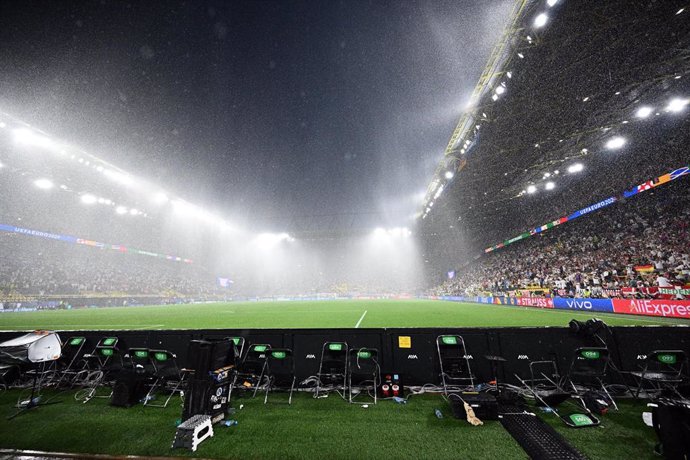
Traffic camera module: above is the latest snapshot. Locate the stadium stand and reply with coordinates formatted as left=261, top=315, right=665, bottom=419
left=432, top=180, right=690, bottom=299
left=0, top=233, right=222, bottom=307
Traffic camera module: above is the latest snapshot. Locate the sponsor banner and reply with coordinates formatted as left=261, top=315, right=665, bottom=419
left=612, top=299, right=690, bottom=319
left=553, top=298, right=614, bottom=313
left=567, top=197, right=617, bottom=221
left=516, top=297, right=554, bottom=308
left=0, top=222, right=192, bottom=264
left=485, top=165, right=689, bottom=254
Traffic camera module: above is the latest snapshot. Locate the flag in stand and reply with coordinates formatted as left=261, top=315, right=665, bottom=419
left=634, top=265, right=655, bottom=273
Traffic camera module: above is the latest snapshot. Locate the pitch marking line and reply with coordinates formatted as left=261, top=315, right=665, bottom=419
left=355, top=310, right=368, bottom=328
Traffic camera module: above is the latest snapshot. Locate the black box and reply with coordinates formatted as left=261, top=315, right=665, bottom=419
left=187, top=339, right=235, bottom=380
left=449, top=392, right=499, bottom=420
left=182, top=379, right=230, bottom=423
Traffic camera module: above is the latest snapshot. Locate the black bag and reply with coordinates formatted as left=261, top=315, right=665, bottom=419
left=110, top=370, right=148, bottom=407
left=581, top=391, right=609, bottom=415
left=652, top=402, right=690, bottom=459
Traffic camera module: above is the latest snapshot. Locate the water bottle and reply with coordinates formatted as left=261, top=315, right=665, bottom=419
left=435, top=409, right=443, bottom=419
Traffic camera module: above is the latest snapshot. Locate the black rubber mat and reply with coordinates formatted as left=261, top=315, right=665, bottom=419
left=500, top=413, right=588, bottom=460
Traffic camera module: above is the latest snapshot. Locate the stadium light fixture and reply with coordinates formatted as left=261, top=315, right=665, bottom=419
left=605, top=136, right=626, bottom=150
left=534, top=13, right=548, bottom=28
left=152, top=192, right=169, bottom=205
left=103, top=169, right=134, bottom=187
left=14, top=128, right=58, bottom=151
left=115, top=206, right=128, bottom=215
left=527, top=185, right=537, bottom=194
left=547, top=0, right=559, bottom=6
left=545, top=181, right=555, bottom=190
left=444, top=170, right=454, bottom=179
left=635, top=106, right=653, bottom=118
left=80, top=194, right=98, bottom=205
left=495, top=85, right=506, bottom=95
left=492, top=94, right=499, bottom=101
left=666, top=98, right=689, bottom=113
left=34, top=178, right=54, bottom=190
left=567, top=163, right=584, bottom=174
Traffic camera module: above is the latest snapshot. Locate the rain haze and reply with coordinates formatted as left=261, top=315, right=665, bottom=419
left=0, top=0, right=513, bottom=295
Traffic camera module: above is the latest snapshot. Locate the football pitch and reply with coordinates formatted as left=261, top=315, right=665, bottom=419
left=1, top=299, right=687, bottom=331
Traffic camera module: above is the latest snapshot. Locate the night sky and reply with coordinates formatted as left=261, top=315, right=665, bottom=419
left=0, top=0, right=512, bottom=229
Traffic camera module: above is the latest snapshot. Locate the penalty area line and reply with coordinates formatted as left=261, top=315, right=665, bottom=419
left=355, top=310, right=368, bottom=328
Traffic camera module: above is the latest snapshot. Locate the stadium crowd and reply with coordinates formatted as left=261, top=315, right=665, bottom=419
left=0, top=234, right=221, bottom=303
left=433, top=180, right=690, bottom=300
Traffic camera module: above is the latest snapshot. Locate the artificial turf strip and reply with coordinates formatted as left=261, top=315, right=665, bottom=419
left=0, top=299, right=688, bottom=331
left=0, top=389, right=659, bottom=459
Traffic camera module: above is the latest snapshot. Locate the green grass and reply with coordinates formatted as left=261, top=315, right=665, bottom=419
left=0, top=389, right=659, bottom=459
left=1, top=299, right=688, bottom=331
left=0, top=299, right=674, bottom=458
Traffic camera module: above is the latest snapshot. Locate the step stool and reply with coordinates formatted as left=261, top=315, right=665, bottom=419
left=171, top=414, right=214, bottom=452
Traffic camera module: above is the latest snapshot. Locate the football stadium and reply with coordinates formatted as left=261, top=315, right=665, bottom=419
left=1, top=1, right=689, bottom=459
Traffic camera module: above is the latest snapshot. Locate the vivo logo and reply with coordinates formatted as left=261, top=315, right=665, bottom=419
left=407, top=354, right=419, bottom=359
left=305, top=354, right=316, bottom=359
left=463, top=354, right=473, bottom=360
left=637, top=355, right=647, bottom=360
left=517, top=355, right=530, bottom=360
left=566, top=300, right=592, bottom=309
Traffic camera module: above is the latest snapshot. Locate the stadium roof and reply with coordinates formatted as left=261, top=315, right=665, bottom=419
left=420, top=0, right=690, bottom=253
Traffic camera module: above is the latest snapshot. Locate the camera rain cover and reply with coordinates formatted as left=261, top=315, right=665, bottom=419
left=0, top=331, right=62, bottom=364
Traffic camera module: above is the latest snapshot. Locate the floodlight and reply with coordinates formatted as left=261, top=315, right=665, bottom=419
left=544, top=172, right=551, bottom=178
left=666, top=98, right=689, bottom=113
left=14, top=128, right=61, bottom=151
left=545, top=181, right=555, bottom=190
left=80, top=194, right=97, bottom=205
left=115, top=206, right=128, bottom=215
left=605, top=136, right=626, bottom=150
left=445, top=170, right=454, bottom=179
left=547, top=0, right=559, bottom=6
left=635, top=106, right=653, bottom=118
left=495, top=85, right=506, bottom=95
left=506, top=71, right=512, bottom=78
left=567, top=163, right=584, bottom=173
left=34, top=178, right=53, bottom=190
left=517, top=53, right=524, bottom=59
left=492, top=94, right=499, bottom=101
left=527, top=185, right=537, bottom=194
left=153, top=192, right=169, bottom=204
left=103, top=169, right=134, bottom=186
left=534, top=13, right=548, bottom=28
